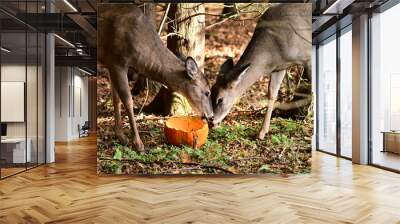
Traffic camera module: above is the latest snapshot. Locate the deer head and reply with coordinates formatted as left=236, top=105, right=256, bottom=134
left=181, top=57, right=214, bottom=120
left=211, top=58, right=251, bottom=126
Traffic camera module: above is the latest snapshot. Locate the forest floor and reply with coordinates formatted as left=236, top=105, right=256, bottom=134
left=97, top=3, right=312, bottom=175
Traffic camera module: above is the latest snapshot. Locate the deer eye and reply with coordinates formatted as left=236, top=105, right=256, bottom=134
left=217, top=98, right=223, bottom=105
left=205, top=91, right=210, bottom=97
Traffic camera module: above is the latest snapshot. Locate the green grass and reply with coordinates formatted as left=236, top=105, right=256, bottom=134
left=98, top=116, right=312, bottom=175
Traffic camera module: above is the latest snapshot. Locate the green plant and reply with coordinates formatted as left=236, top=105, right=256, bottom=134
left=270, top=134, right=293, bottom=148
left=99, top=116, right=312, bottom=175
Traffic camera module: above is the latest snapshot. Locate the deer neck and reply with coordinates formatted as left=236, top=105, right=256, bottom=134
left=159, top=62, right=187, bottom=91
left=233, top=56, right=275, bottom=97
left=140, top=51, right=187, bottom=91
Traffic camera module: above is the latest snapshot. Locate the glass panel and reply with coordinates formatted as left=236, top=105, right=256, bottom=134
left=26, top=0, right=38, bottom=169
left=38, top=32, right=45, bottom=165
left=339, top=27, right=352, bottom=158
left=317, top=35, right=337, bottom=154
left=371, top=4, right=400, bottom=171
left=1, top=31, right=27, bottom=177
left=0, top=1, right=46, bottom=178
left=27, top=31, right=38, bottom=169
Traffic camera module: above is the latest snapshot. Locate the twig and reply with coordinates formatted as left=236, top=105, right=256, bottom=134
left=180, top=162, right=234, bottom=174
left=237, top=3, right=254, bottom=11
left=205, top=16, right=231, bottom=30
left=174, top=12, right=222, bottom=24
left=227, top=95, right=312, bottom=118
left=230, top=156, right=265, bottom=162
left=135, top=115, right=170, bottom=121
left=137, top=77, right=149, bottom=115
left=167, top=167, right=202, bottom=172
left=178, top=3, right=204, bottom=10
left=228, top=107, right=266, bottom=116
left=158, top=3, right=171, bottom=35
left=99, top=157, right=234, bottom=174
left=160, top=32, right=180, bottom=40
left=293, top=92, right=310, bottom=97
left=296, top=66, right=305, bottom=89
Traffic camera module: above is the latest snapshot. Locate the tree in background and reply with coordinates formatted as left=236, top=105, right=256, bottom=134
left=138, top=3, right=311, bottom=118
left=144, top=3, right=205, bottom=116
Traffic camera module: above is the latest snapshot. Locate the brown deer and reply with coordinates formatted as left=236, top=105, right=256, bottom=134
left=98, top=4, right=213, bottom=151
left=211, top=3, right=312, bottom=140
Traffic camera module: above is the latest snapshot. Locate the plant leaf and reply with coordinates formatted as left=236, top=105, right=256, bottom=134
left=113, top=148, right=122, bottom=160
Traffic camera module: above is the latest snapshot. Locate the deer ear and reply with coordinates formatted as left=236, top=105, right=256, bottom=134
left=231, top=63, right=250, bottom=87
left=220, top=57, right=234, bottom=75
left=185, top=57, right=199, bottom=80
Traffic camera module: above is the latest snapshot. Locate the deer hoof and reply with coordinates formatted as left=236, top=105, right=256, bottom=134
left=135, top=139, right=146, bottom=152
left=258, top=131, right=266, bottom=140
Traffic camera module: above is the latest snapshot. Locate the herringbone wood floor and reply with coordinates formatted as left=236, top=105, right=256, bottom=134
left=1, top=136, right=400, bottom=224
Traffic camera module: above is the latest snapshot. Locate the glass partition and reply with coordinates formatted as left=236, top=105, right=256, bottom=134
left=27, top=30, right=38, bottom=169
left=1, top=31, right=28, bottom=178
left=370, top=3, right=400, bottom=171
left=339, top=26, right=352, bottom=158
left=317, top=35, right=337, bottom=154
left=38, top=32, right=45, bottom=165
left=0, top=1, right=46, bottom=179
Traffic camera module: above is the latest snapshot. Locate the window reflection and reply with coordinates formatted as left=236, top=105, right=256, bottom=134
left=371, top=3, right=400, bottom=171
left=317, top=35, right=337, bottom=154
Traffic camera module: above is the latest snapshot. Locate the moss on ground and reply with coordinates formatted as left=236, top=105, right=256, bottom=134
left=97, top=114, right=312, bottom=175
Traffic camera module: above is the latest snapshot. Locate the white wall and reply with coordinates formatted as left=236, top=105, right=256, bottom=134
left=54, top=67, right=89, bottom=141
left=55, top=66, right=69, bottom=141
left=1, top=65, right=26, bottom=140
left=1, top=63, right=46, bottom=164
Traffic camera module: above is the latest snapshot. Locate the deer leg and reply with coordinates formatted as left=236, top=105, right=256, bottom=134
left=259, top=70, right=286, bottom=140
left=106, top=66, right=128, bottom=144
left=303, top=60, right=312, bottom=82
left=111, top=86, right=129, bottom=145
left=109, top=65, right=145, bottom=152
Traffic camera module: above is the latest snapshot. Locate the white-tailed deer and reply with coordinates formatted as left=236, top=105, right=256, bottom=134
left=98, top=4, right=213, bottom=151
left=211, top=3, right=312, bottom=140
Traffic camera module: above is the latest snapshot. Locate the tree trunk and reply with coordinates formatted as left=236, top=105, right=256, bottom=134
left=167, top=3, right=205, bottom=71
left=144, top=3, right=205, bottom=116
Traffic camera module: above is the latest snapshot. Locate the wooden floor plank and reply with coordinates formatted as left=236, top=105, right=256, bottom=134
left=0, top=135, right=399, bottom=223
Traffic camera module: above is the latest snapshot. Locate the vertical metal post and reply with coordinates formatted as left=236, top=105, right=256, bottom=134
left=315, top=45, right=320, bottom=151
left=0, top=21, right=2, bottom=179
left=367, top=10, right=373, bottom=164
left=25, top=0, right=28, bottom=171
left=336, top=28, right=341, bottom=157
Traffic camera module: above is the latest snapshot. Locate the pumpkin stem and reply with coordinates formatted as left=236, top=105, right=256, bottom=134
left=193, top=133, right=198, bottom=149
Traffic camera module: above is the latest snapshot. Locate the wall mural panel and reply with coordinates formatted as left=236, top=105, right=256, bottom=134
left=97, top=2, right=313, bottom=175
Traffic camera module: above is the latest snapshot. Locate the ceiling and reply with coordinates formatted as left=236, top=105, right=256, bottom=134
left=0, top=0, right=97, bottom=73
left=0, top=0, right=394, bottom=74
left=312, top=0, right=391, bottom=43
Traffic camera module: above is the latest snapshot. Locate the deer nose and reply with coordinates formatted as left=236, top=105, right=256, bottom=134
left=207, top=117, right=215, bottom=128
left=203, top=113, right=213, bottom=122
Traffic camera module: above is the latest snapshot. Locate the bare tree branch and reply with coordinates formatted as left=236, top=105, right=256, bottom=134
left=158, top=3, right=171, bottom=34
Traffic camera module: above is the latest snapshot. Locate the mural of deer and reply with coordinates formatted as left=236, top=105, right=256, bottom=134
left=211, top=3, right=312, bottom=140
left=98, top=4, right=214, bottom=151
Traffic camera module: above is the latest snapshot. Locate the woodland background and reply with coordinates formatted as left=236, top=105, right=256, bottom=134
left=97, top=3, right=313, bottom=175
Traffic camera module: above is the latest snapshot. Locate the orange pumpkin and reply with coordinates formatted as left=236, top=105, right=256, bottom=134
left=164, top=116, right=208, bottom=148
